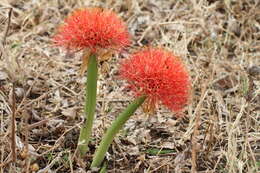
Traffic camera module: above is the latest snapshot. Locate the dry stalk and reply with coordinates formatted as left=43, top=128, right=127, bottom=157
left=1, top=8, right=12, bottom=46
left=150, top=158, right=172, bottom=173
left=69, top=152, right=74, bottom=173
left=27, top=119, right=49, bottom=130
left=191, top=74, right=212, bottom=173
left=0, top=97, right=3, bottom=173
left=0, top=157, right=12, bottom=169
left=245, top=104, right=257, bottom=170
left=23, top=113, right=30, bottom=173
left=11, top=84, right=16, bottom=163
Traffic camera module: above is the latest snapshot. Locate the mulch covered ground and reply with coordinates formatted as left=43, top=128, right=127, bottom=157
left=0, top=0, right=259, bottom=172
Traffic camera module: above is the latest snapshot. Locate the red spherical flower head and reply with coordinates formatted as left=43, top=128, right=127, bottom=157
left=119, top=47, right=191, bottom=113
left=53, top=8, right=130, bottom=53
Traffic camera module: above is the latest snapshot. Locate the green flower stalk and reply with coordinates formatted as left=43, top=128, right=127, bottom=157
left=53, top=7, right=130, bottom=155
left=78, top=53, right=98, bottom=154
left=91, top=47, right=191, bottom=168
left=91, top=96, right=146, bottom=168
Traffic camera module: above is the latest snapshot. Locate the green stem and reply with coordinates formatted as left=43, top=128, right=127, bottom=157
left=78, top=53, right=98, bottom=155
left=91, top=96, right=146, bottom=168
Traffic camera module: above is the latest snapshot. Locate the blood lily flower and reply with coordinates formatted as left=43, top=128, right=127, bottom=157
left=53, top=8, right=130, bottom=53
left=119, top=47, right=191, bottom=113
left=53, top=7, right=130, bottom=156
left=90, top=47, right=191, bottom=169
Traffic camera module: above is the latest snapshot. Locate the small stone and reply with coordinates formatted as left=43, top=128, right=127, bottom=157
left=15, top=87, right=25, bottom=98
left=248, top=66, right=260, bottom=77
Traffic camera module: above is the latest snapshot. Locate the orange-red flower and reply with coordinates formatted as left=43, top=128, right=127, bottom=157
left=53, top=8, right=130, bottom=52
left=119, top=48, right=191, bottom=112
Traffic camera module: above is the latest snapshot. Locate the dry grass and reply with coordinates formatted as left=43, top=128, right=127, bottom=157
left=0, top=0, right=259, bottom=172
